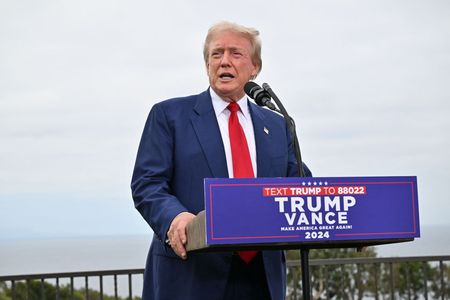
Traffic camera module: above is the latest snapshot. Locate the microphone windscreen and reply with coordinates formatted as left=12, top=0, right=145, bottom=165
left=244, top=81, right=260, bottom=98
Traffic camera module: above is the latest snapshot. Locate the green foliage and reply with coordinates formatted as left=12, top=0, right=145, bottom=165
left=286, top=249, right=448, bottom=300
left=397, top=262, right=427, bottom=299
left=0, top=282, right=9, bottom=300
left=429, top=262, right=450, bottom=299
left=287, top=248, right=378, bottom=299
left=0, top=280, right=141, bottom=300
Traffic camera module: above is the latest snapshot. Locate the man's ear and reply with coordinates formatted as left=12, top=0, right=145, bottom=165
left=251, top=68, right=259, bottom=80
left=252, top=64, right=261, bottom=79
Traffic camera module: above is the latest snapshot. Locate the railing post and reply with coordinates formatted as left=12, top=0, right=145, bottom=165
left=85, top=276, right=89, bottom=300
left=56, top=277, right=60, bottom=300
left=422, top=261, right=428, bottom=300
left=340, top=265, right=346, bottom=298
left=300, top=249, right=311, bottom=300
left=40, top=278, right=45, bottom=300
left=99, top=275, right=104, bottom=300
left=11, top=280, right=16, bottom=300
left=406, top=264, right=411, bottom=300
left=389, top=262, right=395, bottom=300
left=325, top=265, right=330, bottom=300
left=439, top=260, right=445, bottom=300
left=374, top=263, right=379, bottom=300
left=114, top=274, right=118, bottom=300
left=356, top=263, right=362, bottom=299
left=70, top=277, right=74, bottom=300
left=128, top=273, right=133, bottom=300
left=25, top=279, right=30, bottom=300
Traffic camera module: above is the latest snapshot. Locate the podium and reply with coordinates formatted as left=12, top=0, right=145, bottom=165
left=186, top=176, right=420, bottom=299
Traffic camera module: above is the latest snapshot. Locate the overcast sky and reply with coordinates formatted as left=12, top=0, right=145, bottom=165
left=1, top=0, right=449, bottom=240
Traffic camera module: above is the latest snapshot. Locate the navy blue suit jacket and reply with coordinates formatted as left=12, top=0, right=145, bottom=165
left=131, top=89, right=311, bottom=300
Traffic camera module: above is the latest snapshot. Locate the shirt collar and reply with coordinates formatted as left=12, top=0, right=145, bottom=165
left=210, top=88, right=251, bottom=120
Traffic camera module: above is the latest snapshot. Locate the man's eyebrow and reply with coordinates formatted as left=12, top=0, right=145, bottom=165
left=210, top=47, right=224, bottom=52
left=211, top=46, right=245, bottom=52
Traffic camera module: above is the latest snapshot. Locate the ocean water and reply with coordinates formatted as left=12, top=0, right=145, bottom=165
left=374, top=224, right=450, bottom=257
left=0, top=226, right=449, bottom=296
left=0, top=235, right=151, bottom=297
left=0, top=235, right=151, bottom=275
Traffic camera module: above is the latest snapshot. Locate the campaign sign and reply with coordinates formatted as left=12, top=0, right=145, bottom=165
left=204, top=176, right=419, bottom=246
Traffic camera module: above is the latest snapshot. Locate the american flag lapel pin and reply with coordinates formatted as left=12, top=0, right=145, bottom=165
left=264, top=127, right=269, bottom=135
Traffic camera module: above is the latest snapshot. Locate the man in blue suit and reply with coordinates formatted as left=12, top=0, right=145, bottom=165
left=131, top=21, right=311, bottom=300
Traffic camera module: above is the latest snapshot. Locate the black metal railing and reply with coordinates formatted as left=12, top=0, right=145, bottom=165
left=287, top=255, right=450, bottom=300
left=0, top=269, right=144, bottom=300
left=1, top=255, right=449, bottom=300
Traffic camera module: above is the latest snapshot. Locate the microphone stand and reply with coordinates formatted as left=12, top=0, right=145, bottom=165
left=262, top=83, right=311, bottom=300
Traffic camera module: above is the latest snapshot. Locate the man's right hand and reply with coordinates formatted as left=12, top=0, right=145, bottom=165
left=167, top=212, right=195, bottom=259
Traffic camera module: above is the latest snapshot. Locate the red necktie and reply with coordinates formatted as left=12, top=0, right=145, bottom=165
left=227, top=102, right=258, bottom=263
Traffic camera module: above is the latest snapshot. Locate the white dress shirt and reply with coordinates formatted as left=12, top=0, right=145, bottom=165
left=210, top=88, right=257, bottom=178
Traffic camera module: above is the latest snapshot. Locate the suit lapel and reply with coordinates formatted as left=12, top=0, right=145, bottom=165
left=191, top=90, right=229, bottom=178
left=248, top=102, right=273, bottom=177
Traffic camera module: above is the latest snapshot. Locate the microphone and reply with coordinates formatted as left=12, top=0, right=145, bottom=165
left=244, top=81, right=276, bottom=110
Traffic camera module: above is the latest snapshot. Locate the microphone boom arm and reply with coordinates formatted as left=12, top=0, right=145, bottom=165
left=262, top=83, right=305, bottom=177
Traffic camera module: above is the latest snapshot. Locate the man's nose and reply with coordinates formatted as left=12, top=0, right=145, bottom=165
left=220, top=51, right=231, bottom=67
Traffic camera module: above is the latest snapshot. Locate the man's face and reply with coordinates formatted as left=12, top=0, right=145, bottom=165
left=206, top=31, right=259, bottom=102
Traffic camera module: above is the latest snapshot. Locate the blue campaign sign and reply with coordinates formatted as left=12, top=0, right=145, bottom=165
left=204, top=176, right=420, bottom=246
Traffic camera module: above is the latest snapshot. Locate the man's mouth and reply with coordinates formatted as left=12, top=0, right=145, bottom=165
left=219, top=73, right=235, bottom=80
